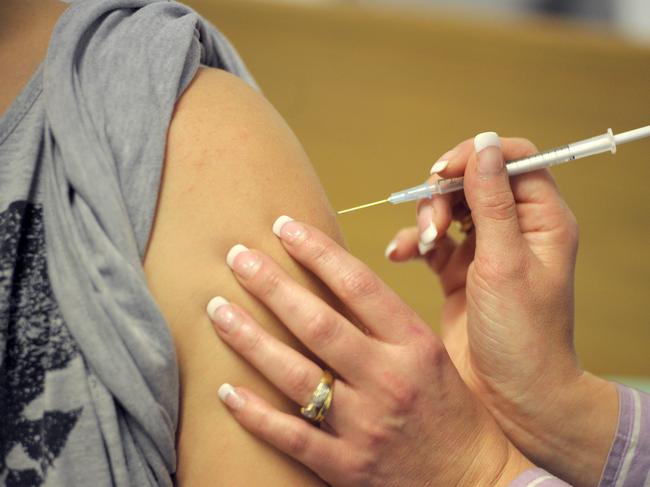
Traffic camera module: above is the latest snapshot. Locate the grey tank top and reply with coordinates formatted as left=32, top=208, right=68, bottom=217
left=0, top=1, right=256, bottom=485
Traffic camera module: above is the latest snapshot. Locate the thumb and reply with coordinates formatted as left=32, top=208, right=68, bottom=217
left=463, top=132, right=523, bottom=263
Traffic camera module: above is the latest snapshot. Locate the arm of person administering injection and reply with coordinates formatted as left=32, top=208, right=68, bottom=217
left=388, top=133, right=650, bottom=486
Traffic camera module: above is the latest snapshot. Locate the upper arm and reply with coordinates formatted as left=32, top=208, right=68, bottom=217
left=143, top=67, right=341, bottom=485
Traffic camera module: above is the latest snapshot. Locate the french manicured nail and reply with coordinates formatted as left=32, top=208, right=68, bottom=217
left=207, top=296, right=239, bottom=333
left=418, top=240, right=435, bottom=255
left=207, top=296, right=228, bottom=320
left=474, top=132, right=503, bottom=178
left=226, top=244, right=261, bottom=278
left=417, top=204, right=437, bottom=255
left=430, top=150, right=454, bottom=174
left=420, top=222, right=437, bottom=244
left=218, top=383, right=245, bottom=410
left=430, top=159, right=449, bottom=174
left=384, top=240, right=398, bottom=259
left=272, top=215, right=294, bottom=237
left=272, top=216, right=308, bottom=244
left=418, top=227, right=437, bottom=255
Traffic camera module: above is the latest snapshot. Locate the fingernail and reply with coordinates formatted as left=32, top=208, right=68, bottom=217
left=276, top=219, right=309, bottom=244
left=384, top=240, right=398, bottom=259
left=474, top=132, right=501, bottom=153
left=207, top=296, right=229, bottom=320
left=218, top=383, right=245, bottom=410
left=418, top=240, right=435, bottom=255
left=474, top=132, right=503, bottom=178
left=272, top=215, right=294, bottom=237
left=420, top=223, right=437, bottom=244
left=430, top=159, right=449, bottom=174
left=430, top=149, right=454, bottom=174
left=226, top=244, right=261, bottom=278
left=207, top=296, right=239, bottom=333
left=417, top=204, right=437, bottom=250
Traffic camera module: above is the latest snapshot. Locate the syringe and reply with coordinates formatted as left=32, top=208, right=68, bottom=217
left=337, top=125, right=650, bottom=215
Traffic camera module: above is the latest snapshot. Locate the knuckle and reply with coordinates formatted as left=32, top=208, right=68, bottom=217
left=340, top=268, right=381, bottom=301
left=378, top=370, right=419, bottom=414
left=254, top=409, right=272, bottom=436
left=284, top=426, right=309, bottom=456
left=241, top=326, right=265, bottom=354
left=474, top=247, right=528, bottom=282
left=257, top=267, right=282, bottom=299
left=305, top=310, right=340, bottom=347
left=417, top=335, right=446, bottom=371
left=388, top=384, right=419, bottom=414
left=475, top=190, right=517, bottom=222
left=361, top=423, right=391, bottom=450
left=305, top=237, right=336, bottom=266
left=347, top=453, right=377, bottom=480
left=285, top=363, right=314, bottom=399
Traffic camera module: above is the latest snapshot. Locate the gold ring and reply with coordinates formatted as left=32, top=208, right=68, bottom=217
left=300, top=370, right=334, bottom=424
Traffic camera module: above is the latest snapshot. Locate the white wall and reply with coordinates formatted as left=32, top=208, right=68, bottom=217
left=259, top=0, right=650, bottom=44
left=615, top=0, right=650, bottom=42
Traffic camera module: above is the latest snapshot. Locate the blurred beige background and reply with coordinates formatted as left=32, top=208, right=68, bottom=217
left=187, top=0, right=650, bottom=376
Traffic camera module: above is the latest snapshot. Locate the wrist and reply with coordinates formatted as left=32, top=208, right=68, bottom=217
left=491, top=442, right=536, bottom=487
left=456, top=416, right=534, bottom=487
left=488, top=371, right=618, bottom=487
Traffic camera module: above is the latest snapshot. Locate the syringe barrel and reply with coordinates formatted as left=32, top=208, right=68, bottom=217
left=388, top=130, right=618, bottom=204
left=506, top=130, right=616, bottom=177
left=437, top=177, right=465, bottom=194
left=505, top=146, right=574, bottom=176
left=388, top=182, right=434, bottom=204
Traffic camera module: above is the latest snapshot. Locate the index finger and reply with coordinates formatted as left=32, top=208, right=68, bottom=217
left=272, top=216, right=425, bottom=345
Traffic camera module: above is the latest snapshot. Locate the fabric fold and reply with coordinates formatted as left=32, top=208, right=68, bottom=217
left=39, top=0, right=256, bottom=483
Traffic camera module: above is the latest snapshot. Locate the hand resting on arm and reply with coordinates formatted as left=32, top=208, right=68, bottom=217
left=207, top=218, right=538, bottom=486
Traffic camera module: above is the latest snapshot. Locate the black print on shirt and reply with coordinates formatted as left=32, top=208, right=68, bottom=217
left=0, top=201, right=82, bottom=487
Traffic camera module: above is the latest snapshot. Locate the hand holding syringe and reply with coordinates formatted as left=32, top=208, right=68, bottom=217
left=338, top=125, right=650, bottom=215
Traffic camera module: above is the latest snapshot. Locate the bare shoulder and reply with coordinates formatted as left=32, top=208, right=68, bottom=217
left=153, top=66, right=340, bottom=250
left=144, top=66, right=339, bottom=485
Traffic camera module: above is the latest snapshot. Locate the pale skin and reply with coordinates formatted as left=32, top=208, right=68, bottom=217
left=391, top=137, right=619, bottom=487
left=2, top=1, right=617, bottom=485
left=209, top=218, right=534, bottom=486
left=208, top=135, right=619, bottom=486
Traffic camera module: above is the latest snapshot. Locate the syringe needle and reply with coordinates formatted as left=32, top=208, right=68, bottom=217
left=337, top=199, right=389, bottom=215
left=337, top=125, right=650, bottom=216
